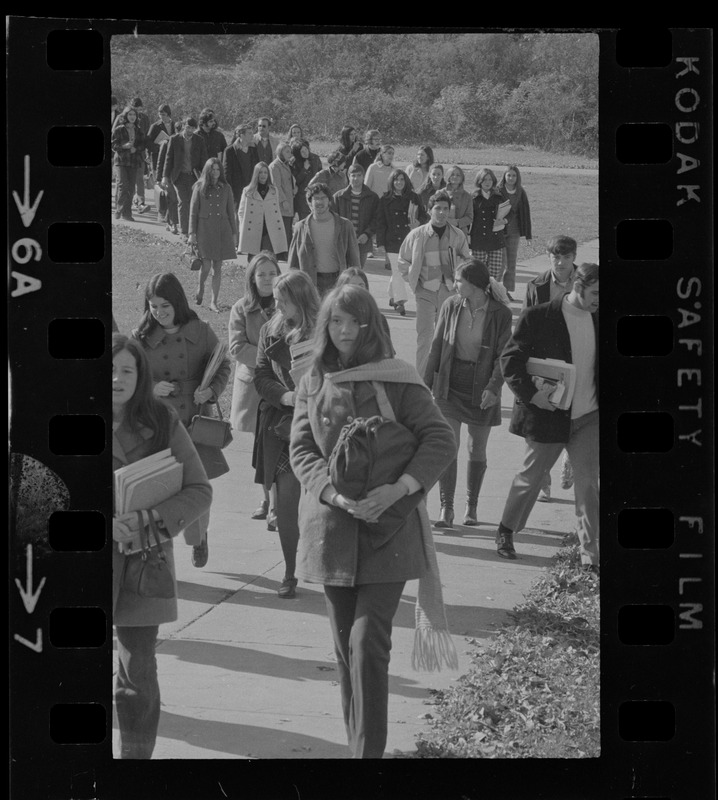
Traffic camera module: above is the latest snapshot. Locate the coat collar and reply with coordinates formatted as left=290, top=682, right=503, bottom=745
left=112, top=421, right=154, bottom=465
left=249, top=185, right=277, bottom=200
left=144, top=318, right=201, bottom=349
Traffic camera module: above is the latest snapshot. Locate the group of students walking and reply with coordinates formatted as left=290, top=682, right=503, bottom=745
left=112, top=109, right=598, bottom=763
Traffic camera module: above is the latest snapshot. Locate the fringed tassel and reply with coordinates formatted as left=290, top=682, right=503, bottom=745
left=411, top=626, right=459, bottom=672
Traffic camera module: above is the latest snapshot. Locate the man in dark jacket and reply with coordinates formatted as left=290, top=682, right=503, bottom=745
left=351, top=129, right=382, bottom=174
left=161, top=117, right=208, bottom=238
left=524, top=234, right=579, bottom=501
left=222, top=124, right=258, bottom=223
left=333, top=164, right=379, bottom=267
left=496, top=263, right=599, bottom=573
left=197, top=109, right=227, bottom=160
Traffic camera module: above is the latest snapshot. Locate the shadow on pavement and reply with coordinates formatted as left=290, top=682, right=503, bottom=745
left=433, top=539, right=555, bottom=568
left=155, top=710, right=350, bottom=759
left=391, top=594, right=506, bottom=641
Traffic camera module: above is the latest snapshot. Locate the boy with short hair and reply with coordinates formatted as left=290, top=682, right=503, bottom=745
left=333, top=164, right=380, bottom=267
left=524, top=235, right=578, bottom=309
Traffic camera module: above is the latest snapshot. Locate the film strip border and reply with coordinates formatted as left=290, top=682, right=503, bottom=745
left=7, top=21, right=714, bottom=800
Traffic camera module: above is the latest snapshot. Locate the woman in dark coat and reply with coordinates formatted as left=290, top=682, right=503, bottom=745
left=112, top=334, right=211, bottom=759
left=424, top=259, right=512, bottom=528
left=337, top=125, right=363, bottom=172
left=496, top=164, right=532, bottom=293
left=289, top=139, right=322, bottom=220
left=188, top=157, right=237, bottom=313
left=376, top=168, right=425, bottom=316
left=469, top=168, right=508, bottom=280
left=418, top=163, right=446, bottom=210
left=290, top=284, right=457, bottom=758
left=254, top=270, right=321, bottom=598
left=112, top=109, right=147, bottom=221
left=133, top=272, right=231, bottom=569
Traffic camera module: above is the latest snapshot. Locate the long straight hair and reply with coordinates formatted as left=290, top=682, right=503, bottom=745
left=134, top=272, right=199, bottom=341
left=267, top=270, right=320, bottom=345
left=383, top=168, right=413, bottom=200
left=419, top=164, right=445, bottom=195
left=373, top=145, right=395, bottom=165
left=112, top=334, right=172, bottom=451
left=412, top=145, right=435, bottom=171
left=244, top=251, right=281, bottom=307
left=497, top=164, right=524, bottom=198
left=246, top=161, right=273, bottom=194
left=310, top=285, right=389, bottom=378
left=196, top=157, right=226, bottom=198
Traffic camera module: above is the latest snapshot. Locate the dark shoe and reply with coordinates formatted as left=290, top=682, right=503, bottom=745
left=192, top=537, right=209, bottom=568
left=195, top=290, right=203, bottom=305
left=251, top=500, right=269, bottom=520
left=121, top=215, right=135, bottom=222
left=137, top=203, right=150, bottom=214
left=266, top=509, right=277, bottom=531
left=389, top=298, right=396, bottom=308
left=384, top=261, right=392, bottom=270
left=463, top=504, right=479, bottom=526
left=434, top=506, right=454, bottom=529
left=496, top=530, right=517, bottom=560
left=278, top=577, right=297, bottom=598
left=395, top=302, right=406, bottom=316
left=506, top=292, right=515, bottom=302
left=114, top=211, right=122, bottom=219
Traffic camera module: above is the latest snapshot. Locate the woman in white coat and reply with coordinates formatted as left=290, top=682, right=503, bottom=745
left=269, top=142, right=297, bottom=250
left=238, top=161, right=289, bottom=261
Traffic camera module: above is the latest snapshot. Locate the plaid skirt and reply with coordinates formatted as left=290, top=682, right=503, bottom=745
left=471, top=248, right=505, bottom=280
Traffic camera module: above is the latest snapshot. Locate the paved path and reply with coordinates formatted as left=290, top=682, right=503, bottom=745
left=112, top=197, right=598, bottom=759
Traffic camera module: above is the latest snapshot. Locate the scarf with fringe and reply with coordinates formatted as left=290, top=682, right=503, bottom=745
left=325, top=359, right=459, bottom=672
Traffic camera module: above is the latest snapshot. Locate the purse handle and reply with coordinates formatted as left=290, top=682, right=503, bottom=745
left=136, top=510, right=168, bottom=561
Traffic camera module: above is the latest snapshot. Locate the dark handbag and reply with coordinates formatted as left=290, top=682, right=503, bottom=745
left=188, top=403, right=233, bottom=449
left=155, top=183, right=168, bottom=216
left=273, top=412, right=293, bottom=442
left=121, top=512, right=175, bottom=599
left=183, top=243, right=203, bottom=271
left=328, top=382, right=423, bottom=539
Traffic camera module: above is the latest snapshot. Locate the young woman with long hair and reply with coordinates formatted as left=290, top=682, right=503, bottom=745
left=132, top=272, right=231, bottom=569
left=188, top=157, right=237, bottom=312
left=289, top=283, right=457, bottom=758
left=238, top=161, right=289, bottom=261
left=253, top=270, right=321, bottom=598
left=496, top=164, right=532, bottom=293
left=112, top=333, right=211, bottom=759
left=406, top=145, right=435, bottom=193
left=337, top=124, right=363, bottom=172
left=444, top=165, right=474, bottom=238
left=112, top=108, right=147, bottom=222
left=418, top=163, right=446, bottom=210
left=424, top=259, right=512, bottom=527
left=376, top=168, right=425, bottom=316
left=228, top=251, right=282, bottom=524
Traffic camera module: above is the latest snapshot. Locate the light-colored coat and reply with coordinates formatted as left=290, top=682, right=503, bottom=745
left=268, top=157, right=297, bottom=219
left=238, top=185, right=288, bottom=255
left=397, top=222, right=471, bottom=292
left=290, top=361, right=456, bottom=587
left=228, top=296, right=274, bottom=432
left=112, top=414, right=212, bottom=626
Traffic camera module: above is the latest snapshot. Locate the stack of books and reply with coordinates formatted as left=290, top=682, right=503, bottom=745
left=289, top=339, right=314, bottom=386
left=114, top=449, right=182, bottom=553
left=526, top=357, right=576, bottom=410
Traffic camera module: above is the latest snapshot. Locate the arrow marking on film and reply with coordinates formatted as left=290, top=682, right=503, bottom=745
left=14, top=629, right=43, bottom=654
left=12, top=154, right=44, bottom=228
left=15, top=544, right=47, bottom=614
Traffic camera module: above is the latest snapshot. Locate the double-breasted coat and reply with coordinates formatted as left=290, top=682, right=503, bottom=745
left=269, top=157, right=297, bottom=219
left=289, top=364, right=456, bottom=587
left=423, top=295, right=513, bottom=426
left=112, top=413, right=212, bottom=626
left=228, top=296, right=274, bottom=432
left=189, top=181, right=237, bottom=261
left=238, top=185, right=288, bottom=255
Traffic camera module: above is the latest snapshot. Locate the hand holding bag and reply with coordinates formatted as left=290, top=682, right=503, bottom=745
left=328, top=382, right=423, bottom=538
left=183, top=243, right=203, bottom=271
left=121, top=511, right=175, bottom=599
left=188, top=402, right=233, bottom=449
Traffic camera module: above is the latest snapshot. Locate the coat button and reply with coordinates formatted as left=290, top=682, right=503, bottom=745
left=178, top=518, right=185, bottom=526
left=347, top=416, right=354, bottom=422
left=322, top=417, right=331, bottom=425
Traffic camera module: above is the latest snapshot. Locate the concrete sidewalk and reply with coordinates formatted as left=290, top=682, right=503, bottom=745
left=112, top=204, right=598, bottom=758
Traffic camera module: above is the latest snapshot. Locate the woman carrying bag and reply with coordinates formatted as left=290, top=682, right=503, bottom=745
left=424, top=259, right=512, bottom=528
left=112, top=334, right=211, bottom=759
left=133, top=272, right=231, bottom=569
left=188, top=157, right=238, bottom=312
left=290, top=283, right=458, bottom=758
left=254, top=270, right=321, bottom=598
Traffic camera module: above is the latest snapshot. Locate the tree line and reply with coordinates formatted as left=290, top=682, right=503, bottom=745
left=112, top=32, right=598, bottom=156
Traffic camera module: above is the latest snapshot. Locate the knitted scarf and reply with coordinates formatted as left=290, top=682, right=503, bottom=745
left=325, top=359, right=459, bottom=672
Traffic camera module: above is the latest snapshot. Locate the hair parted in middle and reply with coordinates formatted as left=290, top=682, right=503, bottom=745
left=246, top=161, right=273, bottom=194
left=196, top=157, right=226, bottom=197
left=310, top=284, right=390, bottom=377
left=384, top=168, right=412, bottom=199
left=474, top=167, right=498, bottom=191
left=244, top=251, right=281, bottom=307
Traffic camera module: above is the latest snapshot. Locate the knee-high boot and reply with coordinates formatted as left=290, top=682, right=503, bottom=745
left=463, top=461, right=487, bottom=526
left=434, top=458, right=457, bottom=529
